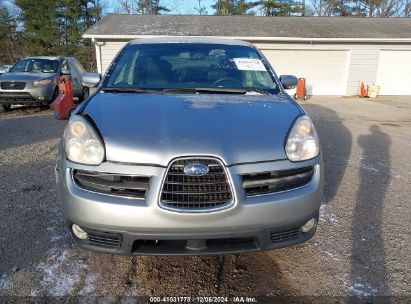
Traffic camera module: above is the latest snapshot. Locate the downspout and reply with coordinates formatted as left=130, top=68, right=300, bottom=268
left=92, top=37, right=103, bottom=74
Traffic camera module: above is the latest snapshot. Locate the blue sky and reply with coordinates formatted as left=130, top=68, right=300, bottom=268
left=106, top=0, right=217, bottom=15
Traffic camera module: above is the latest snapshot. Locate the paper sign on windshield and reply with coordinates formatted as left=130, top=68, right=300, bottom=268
left=233, top=58, right=267, bottom=71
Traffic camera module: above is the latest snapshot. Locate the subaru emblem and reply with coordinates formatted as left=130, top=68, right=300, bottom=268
left=184, top=163, right=209, bottom=176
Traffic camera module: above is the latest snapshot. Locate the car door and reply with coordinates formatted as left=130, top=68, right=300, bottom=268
left=67, top=58, right=82, bottom=97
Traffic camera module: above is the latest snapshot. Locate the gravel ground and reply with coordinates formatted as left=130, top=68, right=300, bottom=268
left=0, top=97, right=410, bottom=302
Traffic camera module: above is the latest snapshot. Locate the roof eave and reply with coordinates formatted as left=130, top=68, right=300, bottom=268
left=83, top=34, right=411, bottom=43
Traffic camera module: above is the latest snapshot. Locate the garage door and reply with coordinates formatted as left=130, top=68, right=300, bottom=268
left=376, top=50, right=411, bottom=95
left=262, top=50, right=349, bottom=95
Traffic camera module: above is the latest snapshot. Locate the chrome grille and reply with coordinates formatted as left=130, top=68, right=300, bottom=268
left=73, top=170, right=150, bottom=198
left=1, top=81, right=26, bottom=90
left=242, top=166, right=314, bottom=196
left=160, top=158, right=233, bottom=212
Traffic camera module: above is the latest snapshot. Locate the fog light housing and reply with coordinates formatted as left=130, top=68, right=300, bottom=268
left=72, top=224, right=88, bottom=240
left=301, top=218, right=316, bottom=233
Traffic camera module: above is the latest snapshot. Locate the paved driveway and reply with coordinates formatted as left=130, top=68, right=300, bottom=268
left=0, top=97, right=410, bottom=301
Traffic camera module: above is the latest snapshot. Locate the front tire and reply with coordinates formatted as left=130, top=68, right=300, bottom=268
left=50, top=87, right=59, bottom=104
left=79, top=87, right=89, bottom=103
left=2, top=104, right=11, bottom=111
left=67, top=107, right=75, bottom=118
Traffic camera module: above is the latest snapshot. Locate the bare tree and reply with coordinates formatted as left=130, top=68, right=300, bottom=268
left=117, top=0, right=169, bottom=14
left=307, top=0, right=409, bottom=16
left=168, top=0, right=184, bottom=14
left=194, top=0, right=208, bottom=14
left=404, top=0, right=411, bottom=15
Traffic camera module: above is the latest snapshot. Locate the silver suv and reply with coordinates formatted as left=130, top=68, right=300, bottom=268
left=56, top=38, right=323, bottom=255
left=0, top=56, right=87, bottom=111
left=0, top=65, right=12, bottom=75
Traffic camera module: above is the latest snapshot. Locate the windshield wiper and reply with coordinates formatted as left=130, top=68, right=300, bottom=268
left=162, top=87, right=244, bottom=94
left=101, top=87, right=162, bottom=93
left=101, top=87, right=271, bottom=95
left=162, top=87, right=249, bottom=94
left=242, top=87, right=271, bottom=95
left=162, top=87, right=271, bottom=95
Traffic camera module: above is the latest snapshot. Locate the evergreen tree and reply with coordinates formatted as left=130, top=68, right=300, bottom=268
left=14, top=0, right=102, bottom=69
left=234, top=0, right=259, bottom=14
left=14, top=0, right=61, bottom=55
left=57, top=0, right=102, bottom=69
left=213, top=0, right=258, bottom=15
left=0, top=3, right=22, bottom=64
left=259, top=0, right=303, bottom=15
left=117, top=0, right=169, bottom=14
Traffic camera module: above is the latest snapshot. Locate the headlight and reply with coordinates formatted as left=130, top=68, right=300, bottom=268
left=285, top=115, right=319, bottom=161
left=64, top=115, right=105, bottom=165
left=33, top=79, right=52, bottom=86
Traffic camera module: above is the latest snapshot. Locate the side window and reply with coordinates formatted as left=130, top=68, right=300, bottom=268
left=73, top=59, right=85, bottom=73
left=61, top=60, right=70, bottom=75
left=108, top=49, right=140, bottom=86
left=68, top=60, right=77, bottom=75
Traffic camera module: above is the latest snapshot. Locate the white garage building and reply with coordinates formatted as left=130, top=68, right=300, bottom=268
left=84, top=15, right=411, bottom=96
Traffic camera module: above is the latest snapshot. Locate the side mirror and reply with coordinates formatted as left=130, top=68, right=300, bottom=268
left=5, top=66, right=12, bottom=73
left=61, top=67, right=71, bottom=76
left=82, top=72, right=101, bottom=88
left=279, top=75, right=298, bottom=90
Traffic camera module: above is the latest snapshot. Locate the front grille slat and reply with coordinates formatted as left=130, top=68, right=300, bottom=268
left=88, top=238, right=120, bottom=246
left=165, top=181, right=228, bottom=185
left=88, top=240, right=120, bottom=248
left=82, top=228, right=122, bottom=249
left=243, top=171, right=313, bottom=188
left=75, top=174, right=149, bottom=191
left=166, top=172, right=225, bottom=176
left=160, top=158, right=233, bottom=212
left=162, top=190, right=232, bottom=195
left=0, top=81, right=26, bottom=90
left=270, top=228, right=301, bottom=243
left=73, top=170, right=150, bottom=198
left=242, top=166, right=314, bottom=196
left=0, top=91, right=34, bottom=101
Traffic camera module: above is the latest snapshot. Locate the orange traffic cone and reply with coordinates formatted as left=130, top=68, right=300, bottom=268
left=359, top=82, right=367, bottom=97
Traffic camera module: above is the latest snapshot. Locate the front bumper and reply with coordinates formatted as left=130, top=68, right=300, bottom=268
left=56, top=155, right=323, bottom=255
left=0, top=84, right=55, bottom=104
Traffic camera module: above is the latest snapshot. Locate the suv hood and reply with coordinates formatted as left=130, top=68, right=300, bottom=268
left=0, top=72, right=55, bottom=82
left=83, top=92, right=302, bottom=166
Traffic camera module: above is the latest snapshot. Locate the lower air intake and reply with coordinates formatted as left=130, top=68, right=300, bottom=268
left=270, top=228, right=301, bottom=243
left=83, top=228, right=122, bottom=249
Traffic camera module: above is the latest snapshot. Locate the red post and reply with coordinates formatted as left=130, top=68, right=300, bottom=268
left=294, top=78, right=307, bottom=100
left=51, top=77, right=75, bottom=120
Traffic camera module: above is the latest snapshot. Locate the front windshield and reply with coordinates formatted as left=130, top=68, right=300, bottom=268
left=11, top=59, right=59, bottom=73
left=104, top=43, right=278, bottom=93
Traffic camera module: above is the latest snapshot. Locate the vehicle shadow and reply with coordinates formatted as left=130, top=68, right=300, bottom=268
left=350, top=125, right=391, bottom=297
left=0, top=113, right=65, bottom=151
left=0, top=102, right=358, bottom=299
left=82, top=104, right=353, bottom=298
left=302, top=103, right=352, bottom=204
left=93, top=252, right=297, bottom=299
left=0, top=159, right=65, bottom=273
